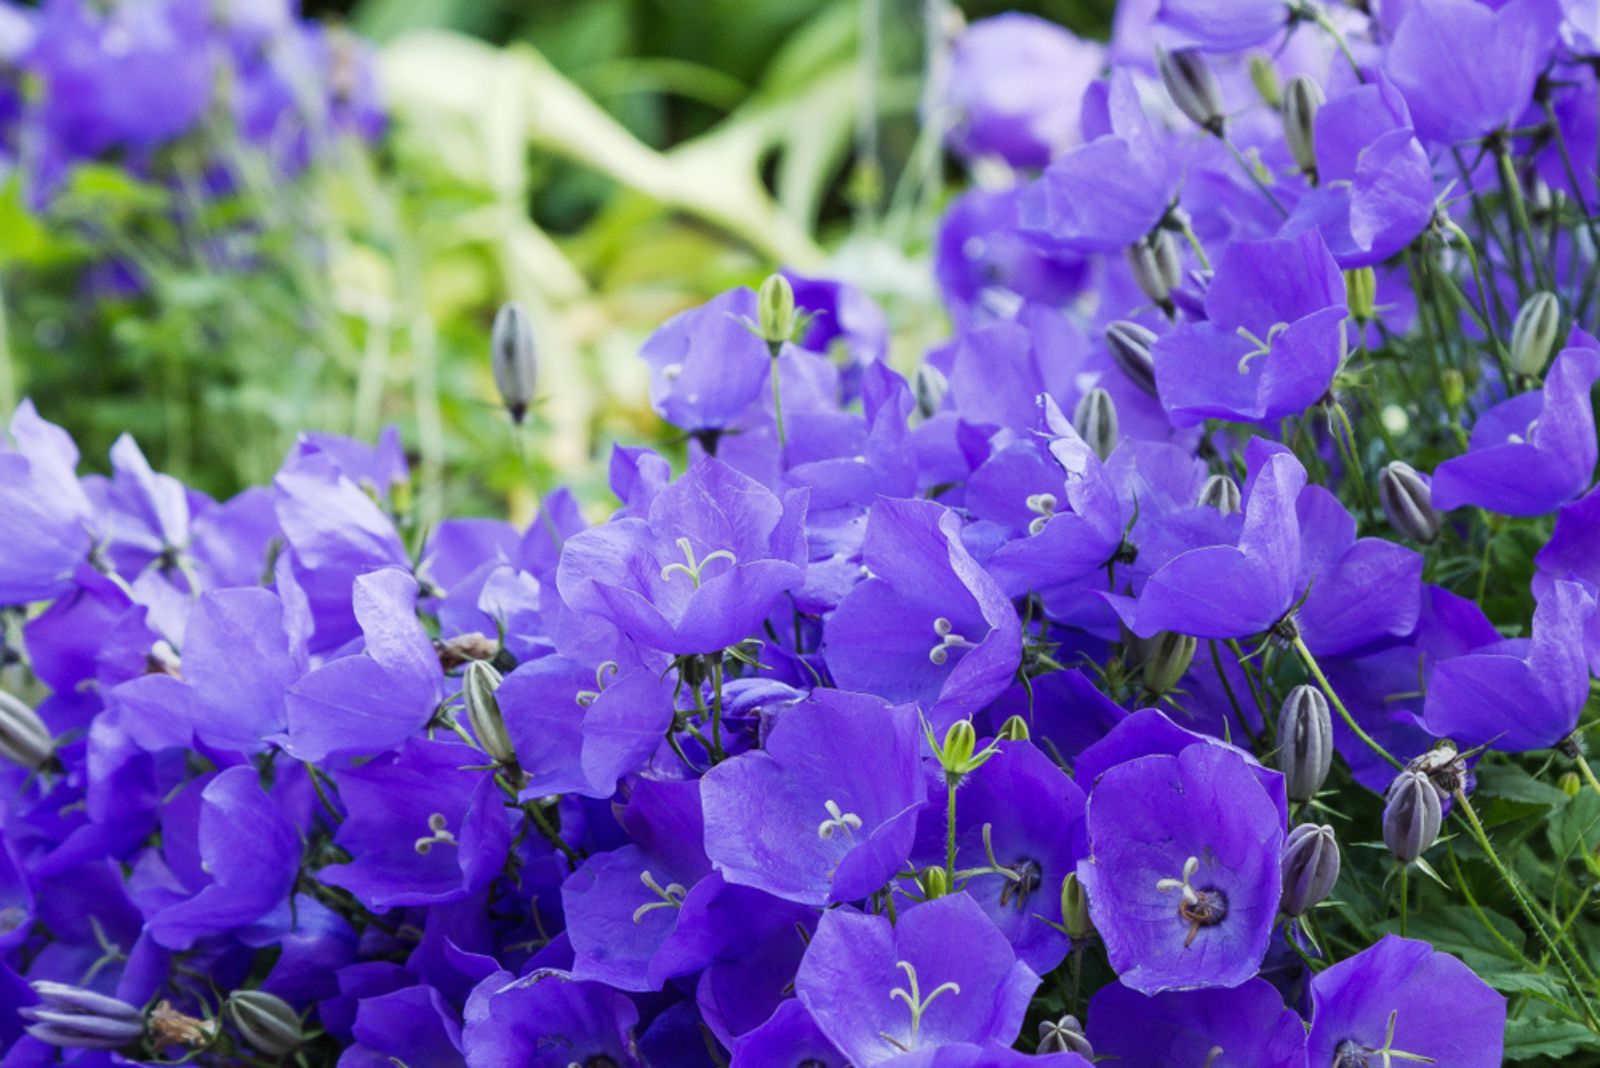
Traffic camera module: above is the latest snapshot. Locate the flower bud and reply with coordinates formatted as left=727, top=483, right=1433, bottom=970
left=1440, top=368, right=1466, bottom=411
left=1072, top=387, right=1119, bottom=461
left=1248, top=54, right=1282, bottom=108
left=1105, top=319, right=1159, bottom=397
left=1510, top=291, right=1562, bottom=378
left=1197, top=473, right=1242, bottom=516
left=1142, top=631, right=1196, bottom=697
left=1060, top=873, right=1092, bottom=940
left=1278, top=685, right=1332, bottom=803
left=490, top=300, right=537, bottom=424
left=1127, top=232, right=1183, bottom=312
left=1559, top=771, right=1581, bottom=797
left=918, top=865, right=950, bottom=900
left=463, top=660, right=515, bottom=766
left=1039, top=1015, right=1094, bottom=1056
left=913, top=363, right=948, bottom=419
left=0, top=690, right=52, bottom=771
left=1345, top=266, right=1377, bottom=322
left=1159, top=49, right=1226, bottom=134
left=1378, top=461, right=1442, bottom=544
left=226, top=990, right=303, bottom=1056
left=941, top=719, right=977, bottom=773
left=1383, top=769, right=1442, bottom=864
left=757, top=273, right=798, bottom=350
left=21, top=981, right=144, bottom=1050
left=996, top=714, right=1030, bottom=742
left=1280, top=823, right=1340, bottom=917
left=1282, top=75, right=1324, bottom=177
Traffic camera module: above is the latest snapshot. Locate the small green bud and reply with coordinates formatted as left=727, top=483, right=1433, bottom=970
left=1559, top=771, right=1582, bottom=797
left=942, top=720, right=977, bottom=773
left=757, top=273, right=798, bottom=351
left=919, top=865, right=950, bottom=900
left=463, top=660, right=516, bottom=766
left=996, top=715, right=1030, bottom=743
left=226, top=990, right=303, bottom=1056
left=1510, top=290, right=1562, bottom=378
left=0, top=690, right=52, bottom=771
left=1248, top=53, right=1282, bottom=108
left=1060, top=873, right=1092, bottom=940
left=490, top=300, right=537, bottom=424
left=1142, top=631, right=1197, bottom=697
left=1282, top=74, right=1324, bottom=177
left=1440, top=369, right=1466, bottom=410
left=1345, top=267, right=1377, bottom=323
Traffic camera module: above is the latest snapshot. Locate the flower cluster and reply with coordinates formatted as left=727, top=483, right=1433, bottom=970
left=5, top=0, right=1600, bottom=1063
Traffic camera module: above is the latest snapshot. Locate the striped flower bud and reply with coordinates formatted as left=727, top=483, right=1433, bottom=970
left=1383, top=769, right=1442, bottom=864
left=490, top=300, right=537, bottom=424
left=1127, top=232, right=1183, bottom=313
left=226, top=990, right=303, bottom=1056
left=0, top=690, right=52, bottom=771
left=1039, top=1015, right=1094, bottom=1056
left=1072, top=387, right=1119, bottom=461
left=1060, top=873, right=1092, bottom=940
left=1105, top=320, right=1159, bottom=397
left=463, top=659, right=515, bottom=766
left=1280, top=823, right=1341, bottom=917
left=1278, top=685, right=1332, bottom=803
left=21, top=981, right=144, bottom=1051
left=1378, top=461, right=1442, bottom=544
left=757, top=273, right=798, bottom=351
left=1509, top=291, right=1562, bottom=378
left=1282, top=75, right=1324, bottom=177
left=1142, top=631, right=1197, bottom=698
left=1197, top=473, right=1242, bottom=516
left=1159, top=48, right=1226, bottom=134
left=914, top=363, right=949, bottom=419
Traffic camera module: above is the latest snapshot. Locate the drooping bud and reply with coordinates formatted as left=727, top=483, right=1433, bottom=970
left=1197, top=473, right=1242, bottom=515
left=1105, top=319, right=1159, bottom=397
left=918, top=865, right=950, bottom=900
left=1383, top=769, right=1442, bottom=864
left=20, top=981, right=144, bottom=1051
left=490, top=300, right=537, bottom=424
left=913, top=363, right=949, bottom=419
left=463, top=660, right=515, bottom=766
left=1072, top=387, right=1119, bottom=461
left=0, top=689, right=52, bottom=771
left=1280, top=823, right=1341, bottom=917
left=1509, top=291, right=1562, bottom=378
left=1039, top=1015, right=1095, bottom=1056
left=1142, top=631, right=1197, bottom=698
left=1159, top=49, right=1226, bottom=134
left=1248, top=54, right=1282, bottom=108
left=996, top=714, right=1030, bottom=742
left=1127, top=232, right=1183, bottom=313
left=1345, top=266, right=1377, bottom=323
left=1377, top=461, right=1442, bottom=544
left=1278, top=685, right=1332, bottom=803
left=226, top=990, right=303, bottom=1057
left=757, top=273, right=798, bottom=352
left=1060, top=873, right=1092, bottom=940
left=1282, top=75, right=1324, bottom=177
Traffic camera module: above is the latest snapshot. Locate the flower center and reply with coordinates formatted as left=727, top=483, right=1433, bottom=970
left=1332, top=1011, right=1437, bottom=1067
left=1025, top=492, right=1059, bottom=536
left=998, top=858, right=1042, bottom=911
left=928, top=617, right=979, bottom=666
left=412, top=813, right=459, bottom=855
left=817, top=799, right=863, bottom=841
left=1156, top=855, right=1229, bottom=947
left=659, top=537, right=737, bottom=588
left=1235, top=321, right=1291, bottom=374
left=879, top=959, right=961, bottom=1053
left=631, top=869, right=687, bottom=924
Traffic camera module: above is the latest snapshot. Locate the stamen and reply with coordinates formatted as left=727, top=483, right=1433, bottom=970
left=1156, top=855, right=1227, bottom=947
left=413, top=812, right=459, bottom=855
left=881, top=960, right=961, bottom=1052
left=575, top=660, right=621, bottom=707
left=817, top=799, right=864, bottom=841
left=659, top=537, right=738, bottom=588
left=631, top=869, right=688, bottom=924
left=1235, top=321, right=1290, bottom=374
left=928, top=618, right=978, bottom=666
left=1025, top=493, right=1059, bottom=536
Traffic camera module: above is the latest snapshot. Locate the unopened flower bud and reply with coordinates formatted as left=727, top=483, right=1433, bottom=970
left=1383, top=769, right=1442, bottom=864
left=21, top=981, right=144, bottom=1051
left=919, top=865, right=950, bottom=900
left=1440, top=369, right=1466, bottom=410
left=914, top=363, right=949, bottom=419
left=1072, top=387, right=1119, bottom=461
left=1278, top=685, right=1332, bottom=803
left=0, top=690, right=52, bottom=771
left=1280, top=823, right=1340, bottom=917
left=1105, top=319, right=1159, bottom=397
left=1142, top=631, right=1196, bottom=697
left=1378, top=461, right=1442, bottom=544
left=1127, top=232, right=1183, bottom=312
left=1197, top=473, right=1242, bottom=515
left=1345, top=266, right=1377, bottom=322
left=463, top=660, right=515, bottom=766
left=996, top=714, right=1030, bottom=742
left=757, top=273, right=798, bottom=351
left=1510, top=291, right=1562, bottom=378
left=1282, top=75, right=1324, bottom=177
left=1039, top=1015, right=1094, bottom=1056
left=1559, top=771, right=1581, bottom=797
left=490, top=300, right=537, bottom=424
left=226, top=990, right=303, bottom=1056
left=1159, top=49, right=1226, bottom=134
left=1248, top=54, right=1282, bottom=108
left=941, top=719, right=977, bottom=773
left=1060, top=873, right=1092, bottom=940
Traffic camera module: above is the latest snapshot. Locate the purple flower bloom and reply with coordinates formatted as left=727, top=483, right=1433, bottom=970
left=1086, top=977, right=1308, bottom=1066
left=0, top=401, right=95, bottom=605
left=463, top=969, right=641, bottom=1068
left=795, top=893, right=1039, bottom=1064
left=1155, top=0, right=1292, bottom=51
left=701, top=689, right=925, bottom=906
left=1308, top=935, right=1506, bottom=1067
left=638, top=287, right=772, bottom=437
left=1079, top=745, right=1285, bottom=993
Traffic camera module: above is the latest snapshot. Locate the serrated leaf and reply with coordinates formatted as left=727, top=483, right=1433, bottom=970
left=1475, top=763, right=1573, bottom=808
left=1502, top=1019, right=1598, bottom=1060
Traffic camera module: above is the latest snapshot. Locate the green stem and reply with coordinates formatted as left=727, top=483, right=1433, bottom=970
left=1177, top=218, right=1212, bottom=272
left=1495, top=142, right=1548, bottom=293
left=768, top=344, right=786, bottom=451
left=1399, top=864, right=1409, bottom=938
left=1291, top=634, right=1403, bottom=770
left=945, top=780, right=958, bottom=886
left=1573, top=749, right=1600, bottom=801
left=1221, top=136, right=1287, bottom=217
left=522, top=798, right=581, bottom=869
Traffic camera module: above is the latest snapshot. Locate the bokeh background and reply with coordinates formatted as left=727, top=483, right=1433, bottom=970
left=1, top=0, right=1113, bottom=528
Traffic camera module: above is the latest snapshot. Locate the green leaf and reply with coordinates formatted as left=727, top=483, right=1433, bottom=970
left=1503, top=1018, right=1598, bottom=1060
left=1547, top=790, right=1600, bottom=859
left=1475, top=763, right=1574, bottom=808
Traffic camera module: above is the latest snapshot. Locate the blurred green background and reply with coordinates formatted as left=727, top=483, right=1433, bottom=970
left=3, top=0, right=1113, bottom=526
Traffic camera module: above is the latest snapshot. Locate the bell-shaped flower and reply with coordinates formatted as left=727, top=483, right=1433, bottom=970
left=1431, top=346, right=1600, bottom=517
left=1085, top=978, right=1308, bottom=1067
left=639, top=287, right=772, bottom=438
left=1155, top=0, right=1294, bottom=51
left=824, top=497, right=1021, bottom=729
left=1307, top=935, right=1506, bottom=1067
left=0, top=401, right=96, bottom=605
left=701, top=689, right=924, bottom=906
left=1078, top=745, right=1285, bottom=993
left=1154, top=230, right=1348, bottom=427
left=795, top=893, right=1039, bottom=1065
left=557, top=456, right=807, bottom=656
left=463, top=969, right=642, bottom=1068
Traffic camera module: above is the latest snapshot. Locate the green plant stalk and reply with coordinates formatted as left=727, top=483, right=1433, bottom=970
left=1292, top=635, right=1403, bottom=770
